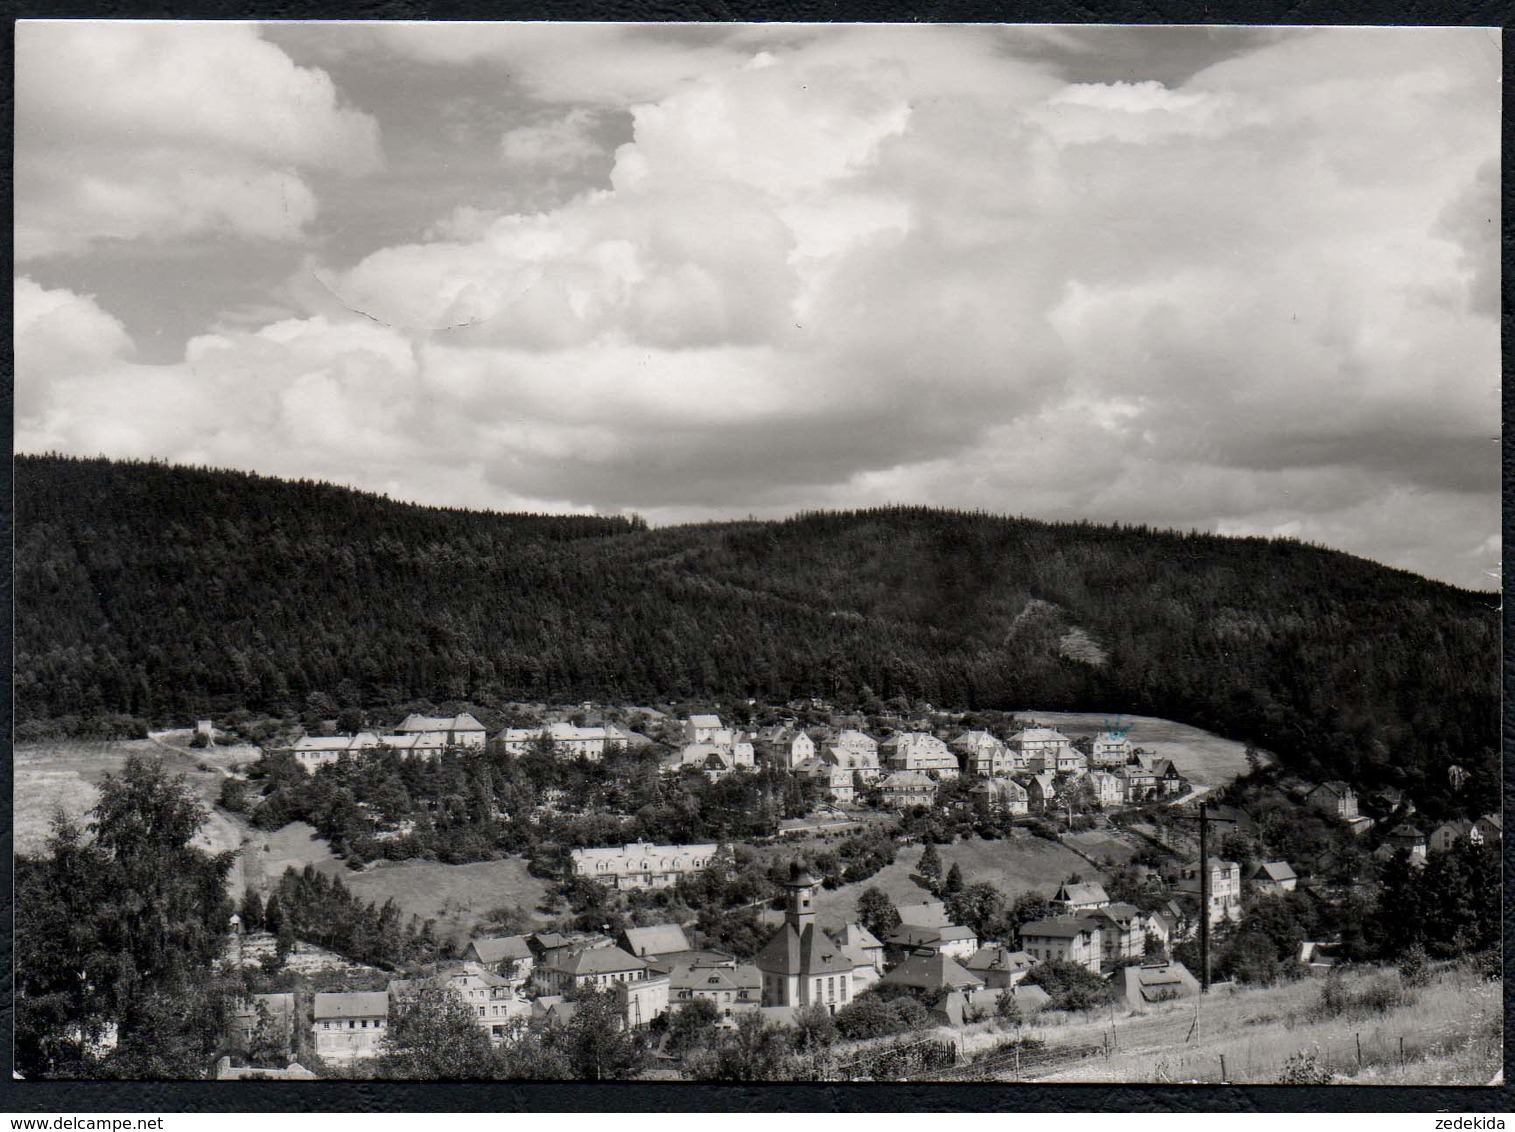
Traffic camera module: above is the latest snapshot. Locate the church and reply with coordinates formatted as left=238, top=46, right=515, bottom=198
left=755, top=864, right=857, bottom=1013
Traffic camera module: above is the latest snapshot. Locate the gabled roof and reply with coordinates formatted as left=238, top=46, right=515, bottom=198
left=1020, top=916, right=1097, bottom=940
left=964, top=947, right=1034, bottom=974
left=1249, top=861, right=1298, bottom=883
left=1055, top=881, right=1109, bottom=906
left=467, top=935, right=532, bottom=964
left=688, top=714, right=722, bottom=728
left=1010, top=727, right=1071, bottom=742
left=548, top=946, right=649, bottom=976
left=620, top=924, right=691, bottom=958
left=312, top=991, right=388, bottom=1019
left=895, top=899, right=949, bottom=929
left=670, top=963, right=762, bottom=995
left=396, top=712, right=485, bottom=733
left=879, top=951, right=984, bottom=993
left=835, top=922, right=884, bottom=951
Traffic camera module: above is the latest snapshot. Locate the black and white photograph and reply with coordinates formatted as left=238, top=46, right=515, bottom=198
left=12, top=20, right=1502, bottom=1089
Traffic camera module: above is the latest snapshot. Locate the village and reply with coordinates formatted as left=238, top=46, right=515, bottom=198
left=199, top=706, right=1500, bottom=1081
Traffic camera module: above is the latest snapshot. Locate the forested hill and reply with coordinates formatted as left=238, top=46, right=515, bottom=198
left=16, top=454, right=1500, bottom=817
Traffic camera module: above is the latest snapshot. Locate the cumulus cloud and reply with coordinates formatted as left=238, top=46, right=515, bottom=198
left=12, top=24, right=1501, bottom=590
left=15, top=21, right=380, bottom=259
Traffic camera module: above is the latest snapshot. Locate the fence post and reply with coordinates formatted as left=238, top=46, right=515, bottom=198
left=1356, top=1033, right=1363, bottom=1068
left=1399, top=1036, right=1405, bottom=1067
left=1015, top=1045, right=1020, bottom=1078
left=1219, top=1053, right=1227, bottom=1082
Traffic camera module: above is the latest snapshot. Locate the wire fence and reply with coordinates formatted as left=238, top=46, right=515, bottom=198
left=884, top=1006, right=1499, bottom=1084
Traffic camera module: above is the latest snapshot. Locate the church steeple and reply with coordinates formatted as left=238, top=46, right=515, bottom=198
left=783, top=861, right=820, bottom=933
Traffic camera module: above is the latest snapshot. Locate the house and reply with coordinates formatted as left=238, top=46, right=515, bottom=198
left=618, top=924, right=693, bottom=961
left=1025, top=772, right=1058, bottom=810
left=1090, top=730, right=1134, bottom=768
left=1083, top=902, right=1147, bottom=964
left=834, top=922, right=886, bottom=973
left=953, top=731, right=1013, bottom=777
left=1121, top=961, right=1200, bottom=1010
left=1374, top=824, right=1428, bottom=866
left=755, top=865, right=857, bottom=1014
left=962, top=947, right=1035, bottom=989
left=880, top=733, right=959, bottom=778
left=1247, top=861, right=1298, bottom=895
left=1305, top=781, right=1359, bottom=821
left=1151, top=759, right=1186, bottom=797
left=877, top=951, right=985, bottom=997
left=281, top=732, right=380, bottom=773
left=756, top=727, right=816, bottom=771
left=1019, top=917, right=1102, bottom=973
left=1053, top=748, right=1087, bottom=775
left=1052, top=881, right=1110, bottom=913
left=464, top=935, right=534, bottom=985
left=311, top=991, right=389, bottom=1064
left=1087, top=770, right=1126, bottom=808
left=795, top=759, right=860, bottom=804
left=1174, top=859, right=1243, bottom=926
left=685, top=714, right=724, bottom=744
left=1007, top=726, right=1074, bottom=773
left=394, top=712, right=487, bottom=748
left=232, top=993, right=295, bottom=1055
left=498, top=721, right=628, bottom=760
left=526, top=930, right=614, bottom=965
left=884, top=924, right=979, bottom=962
left=972, top=777, right=1029, bottom=816
left=535, top=944, right=652, bottom=996
left=613, top=973, right=671, bottom=1029
left=569, top=841, right=719, bottom=890
left=1474, top=813, right=1502, bottom=843
left=816, top=731, right=882, bottom=781
left=669, top=960, right=763, bottom=1020
left=1117, top=762, right=1157, bottom=803
left=879, top=770, right=938, bottom=809
left=896, top=899, right=951, bottom=929
left=400, top=961, right=524, bottom=1042
left=1428, top=819, right=1476, bottom=853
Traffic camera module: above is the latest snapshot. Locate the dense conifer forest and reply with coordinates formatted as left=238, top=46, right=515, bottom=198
left=16, top=454, right=1500, bottom=817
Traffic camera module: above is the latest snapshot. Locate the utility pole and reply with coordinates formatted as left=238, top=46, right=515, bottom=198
left=1173, top=802, right=1235, bottom=992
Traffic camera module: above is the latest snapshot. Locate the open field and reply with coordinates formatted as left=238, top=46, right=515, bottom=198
left=952, top=961, right=1501, bottom=1086
left=811, top=833, right=1100, bottom=930
left=1015, top=710, right=1262, bottom=788
left=15, top=739, right=241, bottom=861
left=341, top=856, right=551, bottom=945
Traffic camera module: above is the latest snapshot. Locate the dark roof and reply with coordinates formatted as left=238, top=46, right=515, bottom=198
left=1020, top=916, right=1096, bottom=940
left=1249, top=861, right=1297, bottom=883
left=547, top=946, right=649, bottom=976
left=879, top=951, right=984, bottom=993
left=312, top=992, right=388, bottom=1020
left=755, top=924, right=852, bottom=976
left=964, top=947, right=1034, bottom=974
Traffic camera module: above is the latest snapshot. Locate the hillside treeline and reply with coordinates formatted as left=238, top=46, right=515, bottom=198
left=15, top=454, right=1500, bottom=819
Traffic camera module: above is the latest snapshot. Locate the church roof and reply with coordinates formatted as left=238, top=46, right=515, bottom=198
left=755, top=923, right=853, bottom=977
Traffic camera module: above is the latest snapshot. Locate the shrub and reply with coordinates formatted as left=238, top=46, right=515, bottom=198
left=1397, top=945, right=1431, bottom=988
left=1276, top=1050, right=1334, bottom=1085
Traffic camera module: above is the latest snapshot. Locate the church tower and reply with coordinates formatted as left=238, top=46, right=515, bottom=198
left=783, top=862, right=820, bottom=933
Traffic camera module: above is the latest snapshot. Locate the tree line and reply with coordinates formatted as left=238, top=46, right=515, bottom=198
left=17, top=454, right=1500, bottom=821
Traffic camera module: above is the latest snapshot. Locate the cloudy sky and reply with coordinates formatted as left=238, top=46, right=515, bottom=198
left=15, top=22, right=1501, bottom=590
